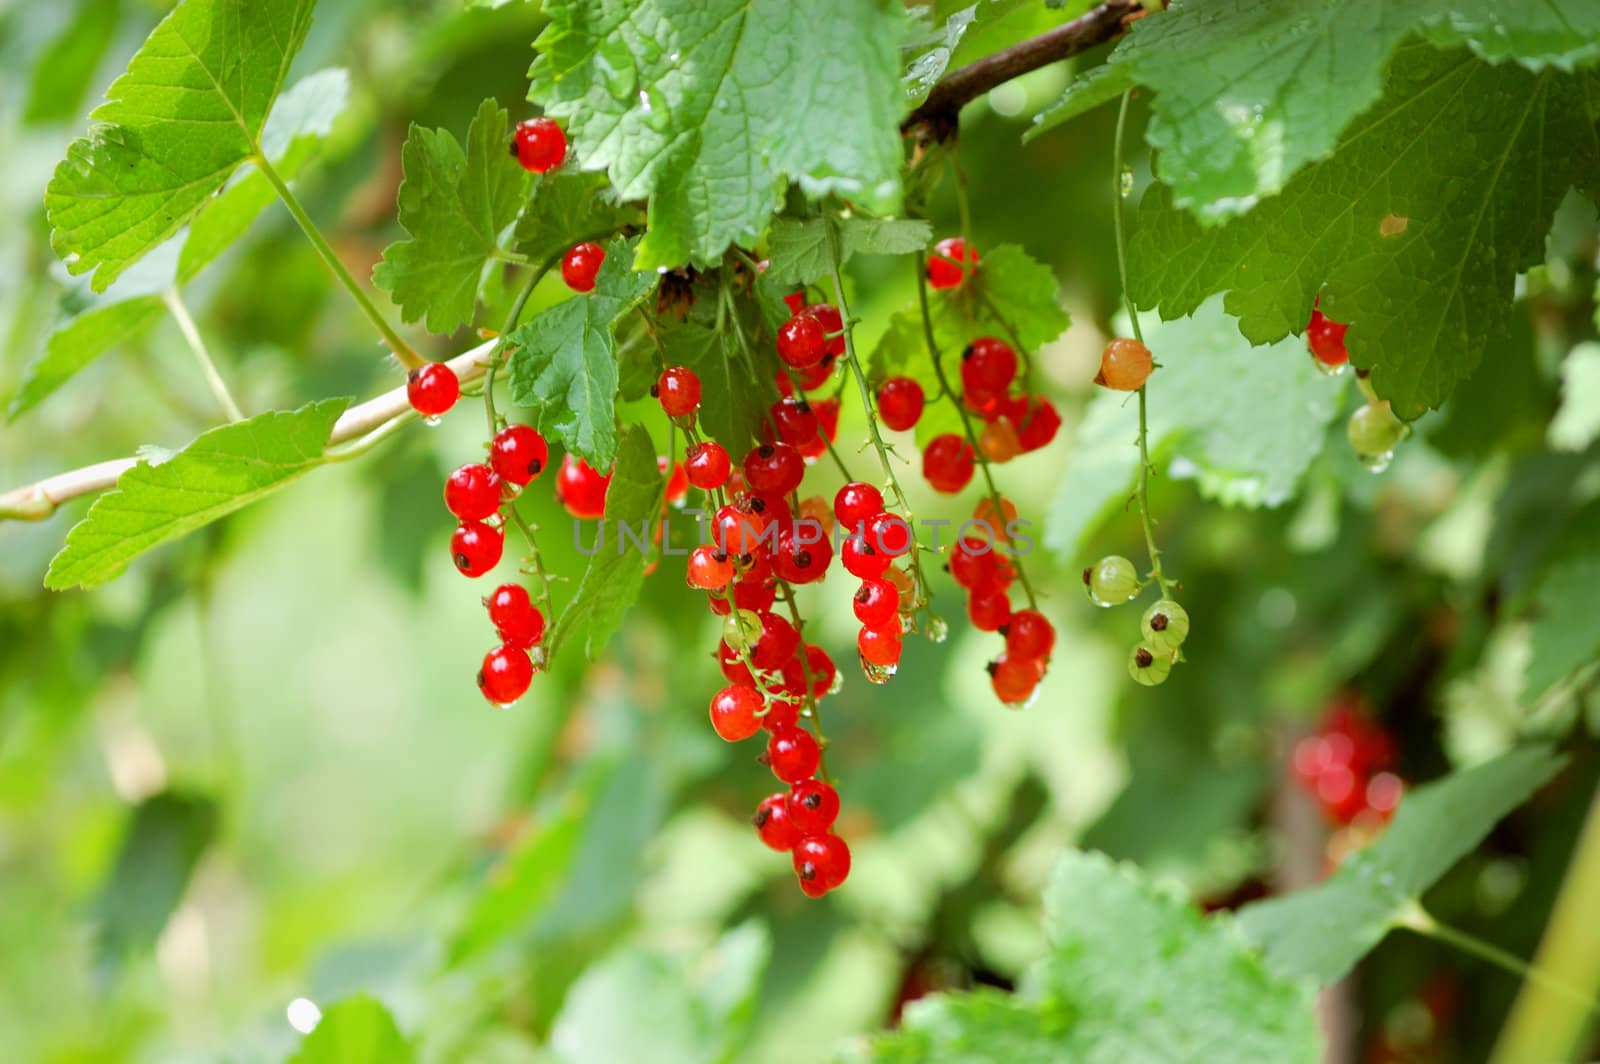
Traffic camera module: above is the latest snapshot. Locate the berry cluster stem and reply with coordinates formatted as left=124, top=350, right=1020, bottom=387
left=163, top=289, right=244, bottom=423
left=253, top=152, right=423, bottom=372
left=914, top=252, right=1039, bottom=611
left=1112, top=90, right=1173, bottom=598
left=776, top=580, right=831, bottom=781
left=822, top=216, right=934, bottom=616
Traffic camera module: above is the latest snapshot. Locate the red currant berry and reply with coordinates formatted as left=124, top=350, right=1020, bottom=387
left=833, top=482, right=884, bottom=536
left=752, top=611, right=801, bottom=670
left=655, top=365, right=701, bottom=417
left=490, top=425, right=549, bottom=485
left=787, top=779, right=840, bottom=835
left=1306, top=308, right=1350, bottom=366
left=658, top=457, right=689, bottom=504
left=732, top=575, right=777, bottom=614
left=444, top=463, right=503, bottom=521
left=769, top=398, right=820, bottom=447
left=948, top=537, right=999, bottom=590
left=840, top=535, right=892, bottom=580
left=743, top=443, right=805, bottom=495
left=718, top=640, right=754, bottom=686
left=782, top=290, right=807, bottom=316
left=927, top=237, right=977, bottom=290
left=1096, top=338, right=1153, bottom=391
left=777, top=314, right=827, bottom=369
left=478, top=643, right=534, bottom=704
left=686, top=544, right=734, bottom=590
left=555, top=454, right=611, bottom=519
left=685, top=441, right=732, bottom=489
left=451, top=521, right=504, bottom=577
left=800, top=304, right=846, bottom=357
left=754, top=793, right=803, bottom=851
left=812, top=397, right=840, bottom=443
left=961, top=337, right=1017, bottom=395
left=486, top=583, right=545, bottom=648
left=853, top=578, right=899, bottom=629
left=803, top=644, right=836, bottom=699
left=795, top=355, right=836, bottom=392
left=560, top=242, right=605, bottom=292
left=875, top=377, right=925, bottom=432
left=714, top=502, right=772, bottom=557
left=766, top=726, right=821, bottom=783
left=710, top=684, right=763, bottom=742
left=857, top=624, right=902, bottom=667
left=512, top=117, right=566, bottom=173
left=762, top=691, right=802, bottom=733
left=967, top=579, right=1012, bottom=631
left=407, top=362, right=460, bottom=418
left=865, top=511, right=913, bottom=558
left=792, top=833, right=850, bottom=893
left=1004, top=610, right=1055, bottom=661
left=1015, top=396, right=1062, bottom=452
left=773, top=525, right=833, bottom=585
left=923, top=434, right=976, bottom=493
left=990, top=653, right=1045, bottom=705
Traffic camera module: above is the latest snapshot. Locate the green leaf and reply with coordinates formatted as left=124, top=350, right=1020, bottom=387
left=1025, top=62, right=1135, bottom=144
left=544, top=425, right=665, bottom=662
left=549, top=921, right=770, bottom=1064
left=1236, top=745, right=1565, bottom=984
left=1045, top=299, right=1341, bottom=556
left=13, top=68, right=350, bottom=420
left=856, top=852, right=1319, bottom=1062
left=46, top=0, right=319, bottom=290
left=766, top=216, right=933, bottom=287
left=22, top=0, right=121, bottom=125
left=1524, top=504, right=1600, bottom=700
left=92, top=791, right=216, bottom=974
left=1418, top=1, right=1600, bottom=70
left=903, top=4, right=978, bottom=106
left=1549, top=342, right=1600, bottom=452
left=512, top=170, right=640, bottom=268
left=1426, top=306, right=1548, bottom=459
left=285, top=996, right=414, bottom=1064
left=373, top=99, right=531, bottom=335
left=448, top=803, right=585, bottom=965
left=529, top=0, right=907, bottom=268
left=1129, top=46, right=1600, bottom=417
left=657, top=321, right=775, bottom=457
left=506, top=237, right=656, bottom=467
left=45, top=399, right=349, bottom=590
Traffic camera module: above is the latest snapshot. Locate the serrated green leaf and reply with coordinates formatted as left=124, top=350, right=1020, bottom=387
left=45, top=0, right=318, bottom=290
left=511, top=170, right=640, bottom=268
left=45, top=399, right=349, bottom=590
left=448, top=803, right=584, bottom=966
left=506, top=238, right=655, bottom=466
left=903, top=4, right=978, bottom=106
left=549, top=921, right=770, bottom=1064
left=1524, top=504, right=1600, bottom=699
left=544, top=425, right=664, bottom=662
left=285, top=996, right=414, bottom=1064
left=1045, top=299, right=1341, bottom=556
left=1129, top=46, right=1600, bottom=417
left=373, top=99, right=530, bottom=334
left=92, top=791, right=216, bottom=976
left=765, top=216, right=932, bottom=288
left=855, top=851, right=1319, bottom=1063
left=12, top=68, right=350, bottom=420
left=1549, top=342, right=1600, bottom=452
left=1025, top=61, right=1135, bottom=144
left=657, top=322, right=774, bottom=457
left=1418, top=1, right=1600, bottom=71
left=530, top=0, right=906, bottom=268
left=1236, top=745, right=1565, bottom=984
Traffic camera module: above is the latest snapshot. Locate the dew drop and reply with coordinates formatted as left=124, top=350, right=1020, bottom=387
left=1357, top=450, right=1394, bottom=473
left=422, top=415, right=443, bottom=427
left=861, top=660, right=897, bottom=685
left=1312, top=357, right=1348, bottom=378
left=1119, top=167, right=1134, bottom=198
left=827, top=669, right=844, bottom=695
left=926, top=616, right=949, bottom=643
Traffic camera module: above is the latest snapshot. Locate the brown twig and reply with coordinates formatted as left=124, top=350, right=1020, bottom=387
left=903, top=0, right=1143, bottom=142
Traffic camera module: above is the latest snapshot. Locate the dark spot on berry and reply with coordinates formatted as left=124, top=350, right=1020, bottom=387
left=649, top=384, right=660, bottom=397
left=476, top=669, right=487, bottom=688
left=985, top=660, right=999, bottom=676
left=962, top=342, right=975, bottom=361
left=998, top=623, right=1010, bottom=636
left=454, top=553, right=470, bottom=570
left=757, top=444, right=775, bottom=458
left=797, top=860, right=817, bottom=881
left=753, top=808, right=770, bottom=828
left=1082, top=567, right=1093, bottom=586
left=795, top=550, right=812, bottom=568
left=802, top=793, right=821, bottom=810
left=506, top=138, right=518, bottom=157
left=1134, top=648, right=1154, bottom=668
left=407, top=367, right=422, bottom=383
left=748, top=497, right=767, bottom=513
left=713, top=549, right=729, bottom=563
left=738, top=552, right=754, bottom=567
left=853, top=585, right=870, bottom=604
left=527, top=459, right=543, bottom=475
left=797, top=401, right=811, bottom=413
left=1150, top=613, right=1169, bottom=632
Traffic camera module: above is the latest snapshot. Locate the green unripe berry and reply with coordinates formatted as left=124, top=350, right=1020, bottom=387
left=1128, top=643, right=1172, bottom=686
left=1347, top=401, right=1406, bottom=467
left=722, top=608, right=762, bottom=651
left=1083, top=555, right=1140, bottom=608
left=1141, top=599, right=1190, bottom=653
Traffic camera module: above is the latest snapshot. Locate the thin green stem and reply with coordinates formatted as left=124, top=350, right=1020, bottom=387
left=916, top=253, right=1038, bottom=610
left=163, top=290, right=244, bottom=422
left=254, top=152, right=422, bottom=371
left=1112, top=90, right=1172, bottom=598
left=1399, top=905, right=1600, bottom=1021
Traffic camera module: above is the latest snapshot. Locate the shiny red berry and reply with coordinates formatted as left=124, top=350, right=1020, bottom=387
left=766, top=726, right=821, bottom=783
left=967, top=579, right=1012, bottom=631
left=487, top=583, right=545, bottom=648
left=752, top=612, right=801, bottom=671
left=733, top=575, right=777, bottom=614
left=1016, top=396, right=1062, bottom=452
left=555, top=454, right=610, bottom=519
left=876, top=377, right=924, bottom=432
left=948, top=537, right=999, bottom=589
left=990, top=653, right=1045, bottom=705
left=1307, top=308, right=1349, bottom=366
left=714, top=503, right=770, bottom=557
left=782, top=291, right=807, bottom=316
left=754, top=793, right=803, bottom=851
left=451, top=521, right=504, bottom=577
left=710, top=684, right=764, bottom=742
left=478, top=644, right=534, bottom=704
left=769, top=398, right=820, bottom=447
left=923, top=434, right=976, bottom=493
left=654, top=365, right=701, bottom=417
left=444, top=463, right=503, bottom=521
left=407, top=363, right=459, bottom=418
left=803, top=644, right=835, bottom=699
left=490, top=425, right=549, bottom=485
left=686, top=544, right=734, bottom=590
left=833, top=482, right=884, bottom=536
left=792, top=833, right=851, bottom=894
left=853, top=578, right=899, bottom=629
left=777, top=314, right=827, bottom=369
left=1004, top=609, right=1055, bottom=661
left=560, top=242, right=605, bottom=292
left=743, top=443, right=805, bottom=495
left=512, top=117, right=566, bottom=173
left=928, top=237, right=977, bottom=290
left=800, top=304, right=846, bottom=357
left=788, top=779, right=840, bottom=835
left=685, top=441, right=732, bottom=489
left=718, top=640, right=754, bottom=686
left=962, top=337, right=1017, bottom=395
left=857, top=624, right=902, bottom=667
left=865, top=511, right=913, bottom=558
left=773, top=525, right=832, bottom=585
left=840, top=535, right=891, bottom=580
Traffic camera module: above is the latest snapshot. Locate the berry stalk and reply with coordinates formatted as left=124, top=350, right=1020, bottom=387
left=163, top=290, right=244, bottom=423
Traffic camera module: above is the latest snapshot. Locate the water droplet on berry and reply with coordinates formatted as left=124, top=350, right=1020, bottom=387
left=827, top=669, right=844, bottom=695
left=1119, top=168, right=1134, bottom=197
left=1312, top=356, right=1347, bottom=377
left=422, top=414, right=443, bottom=427
left=862, top=661, right=897, bottom=685
left=1357, top=450, right=1394, bottom=473
left=926, top=616, right=949, bottom=643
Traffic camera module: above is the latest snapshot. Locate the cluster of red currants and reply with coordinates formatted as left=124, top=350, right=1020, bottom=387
left=1291, top=699, right=1404, bottom=827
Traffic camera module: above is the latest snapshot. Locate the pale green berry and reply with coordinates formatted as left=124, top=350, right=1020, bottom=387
left=1347, top=401, right=1406, bottom=466
left=1141, top=599, right=1190, bottom=653
left=1083, top=555, right=1140, bottom=607
left=1128, top=643, right=1172, bottom=686
left=722, top=608, right=762, bottom=651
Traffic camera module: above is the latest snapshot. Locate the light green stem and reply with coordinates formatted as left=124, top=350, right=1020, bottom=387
left=163, top=290, right=244, bottom=422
